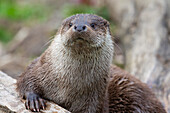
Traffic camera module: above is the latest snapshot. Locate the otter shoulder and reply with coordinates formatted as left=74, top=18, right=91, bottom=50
left=108, top=65, right=166, bottom=113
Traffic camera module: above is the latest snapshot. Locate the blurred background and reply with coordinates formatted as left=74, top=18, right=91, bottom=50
left=0, top=0, right=169, bottom=112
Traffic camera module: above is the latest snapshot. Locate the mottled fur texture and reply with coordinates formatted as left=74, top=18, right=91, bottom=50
left=109, top=65, right=166, bottom=113
left=17, top=14, right=166, bottom=113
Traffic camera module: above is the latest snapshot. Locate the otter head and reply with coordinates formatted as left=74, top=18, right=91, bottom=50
left=56, top=14, right=111, bottom=51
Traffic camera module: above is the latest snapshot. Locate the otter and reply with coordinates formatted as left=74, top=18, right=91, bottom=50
left=17, top=14, right=166, bottom=113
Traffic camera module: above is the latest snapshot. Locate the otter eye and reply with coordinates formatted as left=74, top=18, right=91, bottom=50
left=69, top=23, right=73, bottom=27
left=90, top=23, right=95, bottom=29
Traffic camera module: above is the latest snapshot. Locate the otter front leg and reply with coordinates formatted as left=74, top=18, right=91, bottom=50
left=25, top=92, right=46, bottom=112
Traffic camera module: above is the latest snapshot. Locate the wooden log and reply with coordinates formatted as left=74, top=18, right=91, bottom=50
left=0, top=71, right=70, bottom=113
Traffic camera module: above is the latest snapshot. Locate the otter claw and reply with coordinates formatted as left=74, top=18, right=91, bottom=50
left=25, top=92, right=46, bottom=112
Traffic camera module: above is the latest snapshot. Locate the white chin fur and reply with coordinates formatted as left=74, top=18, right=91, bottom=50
left=51, top=31, right=113, bottom=54
left=53, top=34, right=106, bottom=48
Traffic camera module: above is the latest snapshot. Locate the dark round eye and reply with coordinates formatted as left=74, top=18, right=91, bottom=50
left=69, top=23, right=73, bottom=27
left=90, top=23, right=95, bottom=29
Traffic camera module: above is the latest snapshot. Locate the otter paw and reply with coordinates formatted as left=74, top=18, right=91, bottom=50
left=25, top=92, right=46, bottom=112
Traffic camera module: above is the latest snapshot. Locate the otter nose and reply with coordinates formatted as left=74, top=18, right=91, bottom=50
left=74, top=25, right=87, bottom=32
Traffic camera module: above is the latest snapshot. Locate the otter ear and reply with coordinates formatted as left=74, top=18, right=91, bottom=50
left=103, top=20, right=110, bottom=28
left=104, top=21, right=111, bottom=35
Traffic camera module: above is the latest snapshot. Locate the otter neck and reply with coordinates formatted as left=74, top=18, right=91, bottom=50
left=48, top=34, right=114, bottom=88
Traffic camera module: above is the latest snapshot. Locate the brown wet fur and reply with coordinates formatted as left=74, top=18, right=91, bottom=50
left=108, top=65, right=166, bottom=113
left=17, top=14, right=166, bottom=113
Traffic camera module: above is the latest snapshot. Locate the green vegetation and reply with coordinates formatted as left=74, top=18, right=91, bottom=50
left=0, top=27, right=13, bottom=44
left=0, top=0, right=48, bottom=21
left=63, top=5, right=110, bottom=21
left=0, top=0, right=50, bottom=44
left=114, top=62, right=125, bottom=69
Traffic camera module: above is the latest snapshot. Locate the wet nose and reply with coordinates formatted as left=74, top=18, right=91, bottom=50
left=74, top=25, right=87, bottom=32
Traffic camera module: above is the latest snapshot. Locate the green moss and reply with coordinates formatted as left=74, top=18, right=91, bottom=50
left=115, top=63, right=125, bottom=69
left=0, top=27, right=13, bottom=44
left=0, top=0, right=48, bottom=22
left=63, top=5, right=94, bottom=17
left=0, top=0, right=50, bottom=44
left=63, top=5, right=111, bottom=20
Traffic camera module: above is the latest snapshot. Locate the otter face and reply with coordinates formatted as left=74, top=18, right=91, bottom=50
left=58, top=14, right=111, bottom=48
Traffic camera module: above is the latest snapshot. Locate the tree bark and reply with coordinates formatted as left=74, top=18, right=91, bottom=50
left=106, top=0, right=170, bottom=112
left=0, top=71, right=70, bottom=113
